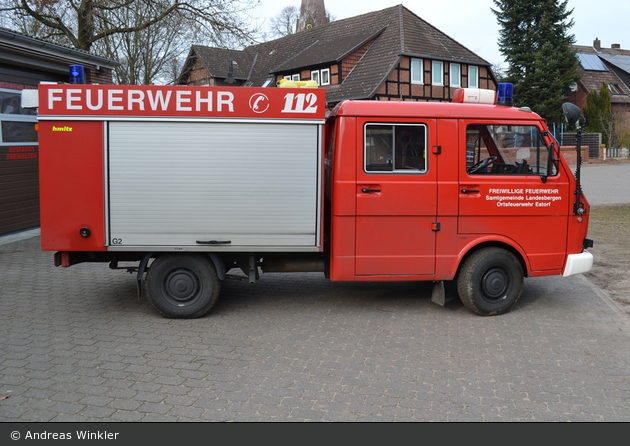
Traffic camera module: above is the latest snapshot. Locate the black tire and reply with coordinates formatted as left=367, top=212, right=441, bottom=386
left=457, top=247, right=523, bottom=316
left=145, top=254, right=221, bottom=318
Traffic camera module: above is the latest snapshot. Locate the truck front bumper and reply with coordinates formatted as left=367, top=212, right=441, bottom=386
left=562, top=251, right=594, bottom=277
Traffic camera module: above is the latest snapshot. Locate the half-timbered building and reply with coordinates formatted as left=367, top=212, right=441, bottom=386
left=179, top=4, right=497, bottom=108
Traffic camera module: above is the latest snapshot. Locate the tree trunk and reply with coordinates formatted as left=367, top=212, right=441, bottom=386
left=77, top=0, right=95, bottom=51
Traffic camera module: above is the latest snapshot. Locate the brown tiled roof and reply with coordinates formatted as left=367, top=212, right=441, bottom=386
left=184, top=5, right=490, bottom=102
left=573, top=44, right=630, bottom=104
left=574, top=44, right=630, bottom=57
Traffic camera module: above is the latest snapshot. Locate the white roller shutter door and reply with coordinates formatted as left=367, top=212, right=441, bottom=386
left=107, top=121, right=321, bottom=249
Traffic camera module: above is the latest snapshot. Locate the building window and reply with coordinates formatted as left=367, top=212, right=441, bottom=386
left=450, top=63, right=461, bottom=88
left=468, top=66, right=479, bottom=88
left=0, top=89, right=37, bottom=145
left=310, top=69, right=330, bottom=86
left=411, top=58, right=423, bottom=84
left=608, top=83, right=625, bottom=95
left=432, top=61, right=443, bottom=86
left=284, top=74, right=300, bottom=81
left=321, top=68, right=330, bottom=85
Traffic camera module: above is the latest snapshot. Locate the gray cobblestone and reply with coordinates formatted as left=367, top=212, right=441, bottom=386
left=1, top=164, right=630, bottom=421
left=110, top=409, right=144, bottom=422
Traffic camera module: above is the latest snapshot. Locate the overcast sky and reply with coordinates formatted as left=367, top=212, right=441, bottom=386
left=247, top=0, right=629, bottom=69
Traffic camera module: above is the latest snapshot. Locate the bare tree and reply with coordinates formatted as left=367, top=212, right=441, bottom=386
left=268, top=5, right=298, bottom=38
left=267, top=4, right=334, bottom=39
left=0, top=0, right=259, bottom=52
left=92, top=4, right=192, bottom=84
left=0, top=0, right=261, bottom=84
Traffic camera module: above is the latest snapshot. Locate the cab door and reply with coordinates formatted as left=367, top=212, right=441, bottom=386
left=458, top=121, right=570, bottom=272
left=355, top=120, right=438, bottom=276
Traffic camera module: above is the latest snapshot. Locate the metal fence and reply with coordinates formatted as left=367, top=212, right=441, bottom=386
left=559, top=133, right=602, bottom=159
left=605, top=146, right=630, bottom=158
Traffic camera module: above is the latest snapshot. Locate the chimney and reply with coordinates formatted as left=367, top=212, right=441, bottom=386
left=612, top=44, right=621, bottom=49
left=594, top=38, right=601, bottom=51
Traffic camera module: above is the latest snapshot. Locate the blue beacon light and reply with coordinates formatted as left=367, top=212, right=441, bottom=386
left=69, top=64, right=85, bottom=84
left=497, top=83, right=513, bottom=106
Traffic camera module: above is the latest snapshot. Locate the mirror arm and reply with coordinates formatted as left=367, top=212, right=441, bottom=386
left=541, top=142, right=559, bottom=183
left=573, top=126, right=585, bottom=215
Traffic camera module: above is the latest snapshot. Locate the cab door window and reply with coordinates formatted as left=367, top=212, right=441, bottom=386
left=364, top=124, right=427, bottom=173
left=466, top=124, right=557, bottom=176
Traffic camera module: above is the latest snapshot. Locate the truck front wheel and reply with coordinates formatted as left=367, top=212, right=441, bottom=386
left=145, top=254, right=220, bottom=318
left=457, top=247, right=523, bottom=316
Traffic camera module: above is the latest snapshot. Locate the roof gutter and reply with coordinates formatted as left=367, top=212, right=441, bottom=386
left=0, top=28, right=120, bottom=68
left=399, top=51, right=491, bottom=67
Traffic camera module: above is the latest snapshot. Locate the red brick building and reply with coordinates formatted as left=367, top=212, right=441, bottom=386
left=567, top=38, right=630, bottom=145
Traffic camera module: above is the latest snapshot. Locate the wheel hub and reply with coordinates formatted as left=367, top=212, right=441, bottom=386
left=164, top=269, right=200, bottom=303
left=481, top=267, right=508, bottom=300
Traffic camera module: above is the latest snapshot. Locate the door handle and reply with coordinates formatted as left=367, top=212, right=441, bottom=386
left=196, top=240, right=232, bottom=245
left=461, top=189, right=479, bottom=194
left=361, top=188, right=381, bottom=193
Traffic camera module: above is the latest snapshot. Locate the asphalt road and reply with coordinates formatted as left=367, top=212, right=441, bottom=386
left=580, top=161, right=630, bottom=205
left=1, top=163, right=629, bottom=422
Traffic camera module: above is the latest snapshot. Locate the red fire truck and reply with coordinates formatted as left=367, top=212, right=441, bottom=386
left=23, top=83, right=593, bottom=318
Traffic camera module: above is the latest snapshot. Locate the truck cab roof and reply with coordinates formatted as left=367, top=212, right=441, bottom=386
left=330, top=100, right=544, bottom=122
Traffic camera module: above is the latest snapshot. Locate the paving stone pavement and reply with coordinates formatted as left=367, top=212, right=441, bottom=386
left=580, top=161, right=630, bottom=206
left=1, top=161, right=629, bottom=422
left=1, top=233, right=629, bottom=422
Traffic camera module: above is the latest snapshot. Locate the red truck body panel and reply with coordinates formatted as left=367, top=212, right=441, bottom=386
left=38, top=120, right=106, bottom=252
left=32, top=84, right=590, bottom=285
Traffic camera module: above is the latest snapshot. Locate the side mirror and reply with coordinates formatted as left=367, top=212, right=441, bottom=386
left=562, top=103, right=583, bottom=128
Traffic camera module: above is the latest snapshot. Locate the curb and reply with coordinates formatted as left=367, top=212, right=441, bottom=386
left=0, top=228, right=40, bottom=246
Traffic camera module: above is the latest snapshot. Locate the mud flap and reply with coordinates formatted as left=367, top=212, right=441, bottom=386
left=431, top=280, right=446, bottom=306
left=136, top=253, right=153, bottom=301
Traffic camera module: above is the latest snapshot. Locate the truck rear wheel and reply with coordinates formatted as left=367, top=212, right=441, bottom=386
left=145, top=254, right=220, bottom=318
left=457, top=247, right=523, bottom=316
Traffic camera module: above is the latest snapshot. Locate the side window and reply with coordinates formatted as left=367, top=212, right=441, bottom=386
left=466, top=124, right=557, bottom=176
left=364, top=124, right=427, bottom=173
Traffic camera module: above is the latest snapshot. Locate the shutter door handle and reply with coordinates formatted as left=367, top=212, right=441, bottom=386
left=361, top=188, right=381, bottom=193
left=461, top=189, right=479, bottom=194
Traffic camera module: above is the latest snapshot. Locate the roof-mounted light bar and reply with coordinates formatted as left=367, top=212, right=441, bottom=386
left=452, top=88, right=496, bottom=104
left=452, top=83, right=514, bottom=106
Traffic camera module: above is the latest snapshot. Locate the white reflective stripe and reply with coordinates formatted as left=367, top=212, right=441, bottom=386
left=562, top=251, right=594, bottom=277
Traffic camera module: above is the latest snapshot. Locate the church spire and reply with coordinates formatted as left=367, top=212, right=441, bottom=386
left=296, top=0, right=329, bottom=32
